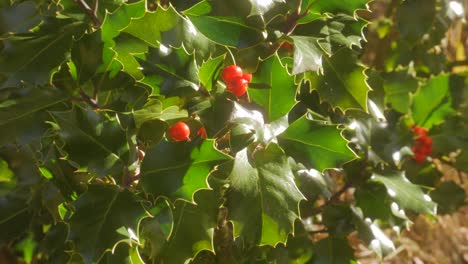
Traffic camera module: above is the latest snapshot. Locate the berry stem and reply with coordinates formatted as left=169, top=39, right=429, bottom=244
left=225, top=47, right=236, bottom=65
left=73, top=0, right=102, bottom=27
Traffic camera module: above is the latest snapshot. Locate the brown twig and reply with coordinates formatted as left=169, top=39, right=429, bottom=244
left=79, top=89, right=100, bottom=109
left=311, top=180, right=353, bottom=214
left=73, top=0, right=102, bottom=27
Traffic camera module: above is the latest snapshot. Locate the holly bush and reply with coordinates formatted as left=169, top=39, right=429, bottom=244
left=0, top=0, right=467, bottom=263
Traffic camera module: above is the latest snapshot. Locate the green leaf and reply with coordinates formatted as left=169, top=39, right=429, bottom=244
left=0, top=88, right=68, bottom=146
left=39, top=223, right=70, bottom=264
left=140, top=139, right=231, bottom=201
left=307, top=0, right=369, bottom=16
left=185, top=3, right=263, bottom=48
left=41, top=182, right=65, bottom=224
left=295, top=168, right=334, bottom=199
left=351, top=206, right=395, bottom=258
left=122, top=6, right=180, bottom=48
left=0, top=19, right=86, bottom=88
left=0, top=196, right=31, bottom=243
left=278, top=116, right=357, bottom=172
left=249, top=54, right=297, bottom=121
left=411, top=74, right=455, bottom=129
left=226, top=144, right=304, bottom=245
left=382, top=70, right=418, bottom=113
left=0, top=159, right=15, bottom=194
left=71, top=31, right=104, bottom=84
left=311, top=236, right=356, bottom=264
left=248, top=0, right=283, bottom=16
left=15, top=232, right=37, bottom=263
left=198, top=55, right=224, bottom=91
left=140, top=200, right=172, bottom=260
left=294, top=15, right=365, bottom=57
left=370, top=171, right=437, bottom=214
left=133, top=99, right=188, bottom=128
left=161, top=190, right=219, bottom=263
left=137, top=47, right=200, bottom=95
left=304, top=48, right=370, bottom=111
left=396, top=0, right=435, bottom=44
left=0, top=0, right=42, bottom=37
left=100, top=0, right=146, bottom=76
left=68, top=184, right=147, bottom=264
left=99, top=243, right=144, bottom=264
left=430, top=181, right=466, bottom=215
left=290, top=36, right=323, bottom=75
left=51, top=107, right=129, bottom=177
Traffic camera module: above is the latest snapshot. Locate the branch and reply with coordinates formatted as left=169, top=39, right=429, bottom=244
left=73, top=0, right=102, bottom=27
left=79, top=89, right=101, bottom=109
left=311, top=180, right=353, bottom=214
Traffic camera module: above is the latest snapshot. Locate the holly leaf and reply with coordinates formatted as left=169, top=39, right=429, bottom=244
left=0, top=0, right=42, bottom=37
left=430, top=181, right=466, bottom=215
left=381, top=70, right=418, bottom=113
left=278, top=116, right=357, bottom=172
left=139, top=139, right=231, bottom=201
left=290, top=36, right=323, bottom=75
left=71, top=31, right=104, bottom=84
left=51, top=107, right=130, bottom=177
left=0, top=19, right=86, bottom=88
left=100, top=0, right=146, bottom=77
left=0, top=159, right=15, bottom=194
left=160, top=190, right=219, bottom=263
left=396, top=0, right=436, bottom=44
left=99, top=243, right=144, bottom=264
left=306, top=0, right=370, bottom=16
left=370, top=171, right=437, bottom=214
left=311, top=236, right=356, bottom=264
left=307, top=0, right=369, bottom=16
left=248, top=0, right=284, bottom=16
left=249, top=54, right=297, bottom=122
left=294, top=15, right=365, bottom=57
left=304, top=48, right=370, bottom=111
left=0, top=196, right=31, bottom=243
left=226, top=144, right=304, bottom=245
left=0, top=88, right=68, bottom=146
left=198, top=55, right=224, bottom=91
left=411, top=74, right=455, bottom=129
left=140, top=200, right=173, bottom=260
left=68, top=184, right=147, bottom=264
left=137, top=47, right=199, bottom=95
left=184, top=2, right=263, bottom=48
left=122, top=6, right=179, bottom=48
left=351, top=206, right=395, bottom=258
left=133, top=99, right=188, bottom=128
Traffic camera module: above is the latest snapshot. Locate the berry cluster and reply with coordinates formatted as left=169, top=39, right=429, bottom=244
left=221, top=65, right=252, bottom=97
left=168, top=121, right=207, bottom=142
left=411, top=126, right=432, bottom=163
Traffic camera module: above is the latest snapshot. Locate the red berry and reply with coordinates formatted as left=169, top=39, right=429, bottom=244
left=412, top=126, right=427, bottom=137
left=221, top=65, right=243, bottom=82
left=226, top=76, right=248, bottom=97
left=169, top=121, right=190, bottom=141
left=242, top=73, right=252, bottom=83
left=280, top=42, right=294, bottom=50
left=196, top=127, right=207, bottom=139
left=414, top=153, right=426, bottom=163
left=419, top=136, right=432, bottom=146
left=421, top=145, right=432, bottom=155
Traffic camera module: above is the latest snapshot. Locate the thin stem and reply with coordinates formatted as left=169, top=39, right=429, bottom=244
left=73, top=0, right=102, bottom=27
left=309, top=228, right=328, bottom=235
left=93, top=0, right=98, bottom=17
left=311, top=180, right=353, bottom=214
left=225, top=47, right=236, bottom=65
left=79, top=89, right=100, bottom=109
